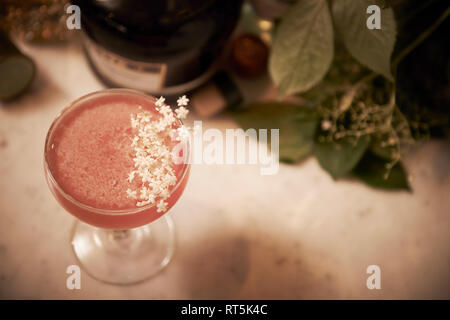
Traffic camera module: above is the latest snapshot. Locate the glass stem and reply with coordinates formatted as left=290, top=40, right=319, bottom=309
left=110, top=229, right=131, bottom=241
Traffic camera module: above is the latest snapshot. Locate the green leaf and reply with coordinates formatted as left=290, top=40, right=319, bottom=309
left=332, top=0, right=397, bottom=80
left=313, top=135, right=371, bottom=179
left=269, top=0, right=334, bottom=97
left=231, top=103, right=319, bottom=163
left=353, top=152, right=411, bottom=191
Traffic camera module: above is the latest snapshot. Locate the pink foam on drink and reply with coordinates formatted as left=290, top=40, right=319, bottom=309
left=47, top=93, right=181, bottom=210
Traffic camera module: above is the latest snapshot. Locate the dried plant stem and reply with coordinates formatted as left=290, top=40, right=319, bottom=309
left=392, top=6, right=450, bottom=70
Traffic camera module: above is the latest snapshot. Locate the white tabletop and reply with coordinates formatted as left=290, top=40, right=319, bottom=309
left=0, top=39, right=449, bottom=299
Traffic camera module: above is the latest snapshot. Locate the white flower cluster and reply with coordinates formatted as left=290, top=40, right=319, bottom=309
left=126, top=95, right=189, bottom=212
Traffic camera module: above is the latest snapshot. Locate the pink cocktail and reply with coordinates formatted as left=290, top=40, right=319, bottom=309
left=44, top=89, right=190, bottom=284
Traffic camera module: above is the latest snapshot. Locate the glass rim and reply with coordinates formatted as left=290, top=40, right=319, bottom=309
left=43, top=88, right=191, bottom=216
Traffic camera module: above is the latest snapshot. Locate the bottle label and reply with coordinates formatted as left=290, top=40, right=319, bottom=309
left=83, top=35, right=167, bottom=93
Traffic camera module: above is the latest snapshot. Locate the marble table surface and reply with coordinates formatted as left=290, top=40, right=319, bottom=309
left=0, top=40, right=449, bottom=299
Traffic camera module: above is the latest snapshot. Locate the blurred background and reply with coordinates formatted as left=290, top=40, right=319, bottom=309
left=0, top=0, right=449, bottom=299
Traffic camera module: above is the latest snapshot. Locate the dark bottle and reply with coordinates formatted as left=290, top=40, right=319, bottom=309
left=73, top=0, right=243, bottom=95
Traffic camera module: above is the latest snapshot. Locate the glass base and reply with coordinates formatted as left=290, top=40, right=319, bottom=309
left=70, top=215, right=175, bottom=285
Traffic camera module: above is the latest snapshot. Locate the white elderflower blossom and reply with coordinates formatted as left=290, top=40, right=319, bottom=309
left=175, top=126, right=190, bottom=141
left=155, top=96, right=166, bottom=107
left=131, top=136, right=139, bottom=147
left=139, top=186, right=150, bottom=200
left=127, top=170, right=136, bottom=183
left=126, top=95, right=189, bottom=213
left=136, top=199, right=151, bottom=207
left=141, top=113, right=152, bottom=123
left=158, top=104, right=172, bottom=115
left=175, top=106, right=189, bottom=119
left=126, top=188, right=137, bottom=199
left=158, top=188, right=170, bottom=199
left=131, top=114, right=139, bottom=129
left=177, top=95, right=189, bottom=107
left=165, top=173, right=177, bottom=186
left=156, top=199, right=168, bottom=213
left=154, top=119, right=168, bottom=132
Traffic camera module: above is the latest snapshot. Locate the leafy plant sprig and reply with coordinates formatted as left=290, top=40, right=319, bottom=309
left=232, top=0, right=449, bottom=190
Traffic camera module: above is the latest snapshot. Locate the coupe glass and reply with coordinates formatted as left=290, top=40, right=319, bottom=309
left=44, top=89, right=190, bottom=285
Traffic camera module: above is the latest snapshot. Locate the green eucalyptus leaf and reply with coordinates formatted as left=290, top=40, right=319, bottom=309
left=353, top=152, right=411, bottom=191
left=269, top=0, right=334, bottom=97
left=314, top=135, right=371, bottom=179
left=332, top=0, right=397, bottom=80
left=231, top=103, right=319, bottom=163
